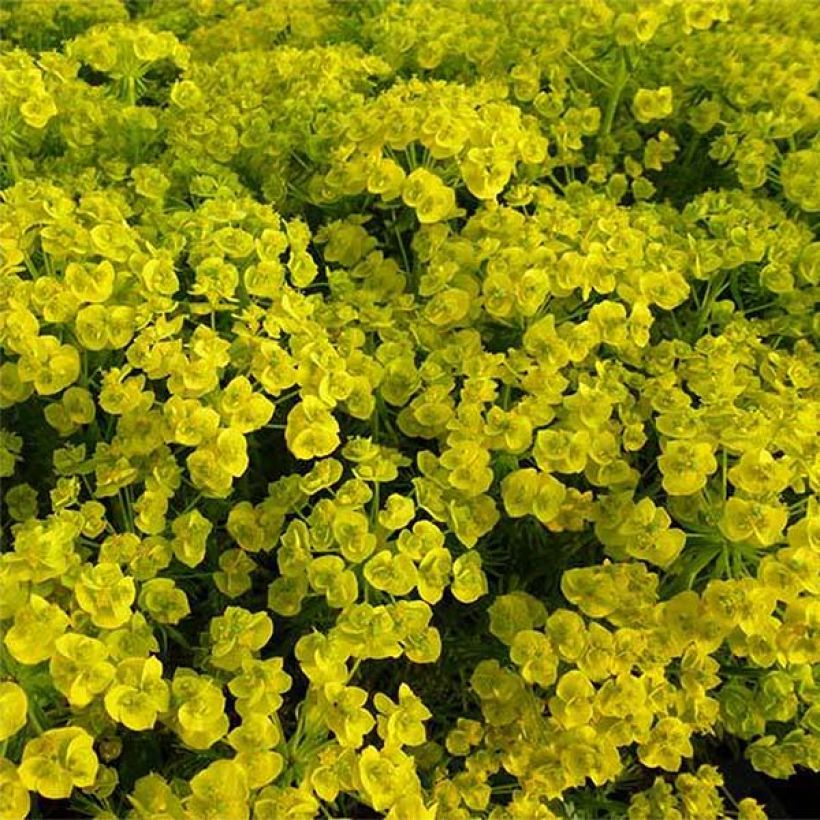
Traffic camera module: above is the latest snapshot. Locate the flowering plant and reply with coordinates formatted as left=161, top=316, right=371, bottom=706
left=1, top=1, right=818, bottom=818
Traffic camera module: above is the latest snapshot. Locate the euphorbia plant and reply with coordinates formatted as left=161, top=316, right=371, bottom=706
left=0, top=1, right=818, bottom=819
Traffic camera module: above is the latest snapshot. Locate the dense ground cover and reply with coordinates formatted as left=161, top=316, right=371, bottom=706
left=0, top=0, right=819, bottom=817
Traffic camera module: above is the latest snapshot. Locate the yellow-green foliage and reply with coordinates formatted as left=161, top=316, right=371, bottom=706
left=0, top=0, right=818, bottom=818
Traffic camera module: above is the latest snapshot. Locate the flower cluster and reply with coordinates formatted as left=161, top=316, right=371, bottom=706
left=1, top=0, right=818, bottom=818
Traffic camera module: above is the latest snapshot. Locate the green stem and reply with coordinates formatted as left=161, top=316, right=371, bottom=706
left=27, top=700, right=46, bottom=736
left=683, top=543, right=722, bottom=588
left=4, top=149, right=20, bottom=183
left=117, top=489, right=134, bottom=532
left=370, top=480, right=380, bottom=528
left=180, top=492, right=203, bottom=516
left=22, top=252, right=40, bottom=280
left=272, top=388, right=301, bottom=407
left=691, top=272, right=726, bottom=343
left=125, top=75, right=137, bottom=106
left=391, top=212, right=413, bottom=288
left=682, top=134, right=701, bottom=168
left=564, top=49, right=611, bottom=87
left=600, top=51, right=629, bottom=138
left=501, top=382, right=511, bottom=410
left=547, top=170, right=566, bottom=190
left=371, top=400, right=381, bottom=444
left=163, top=625, right=192, bottom=650
left=721, top=450, right=728, bottom=500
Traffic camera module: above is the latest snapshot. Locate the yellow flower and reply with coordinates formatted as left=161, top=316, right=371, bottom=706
left=74, top=562, right=136, bottom=629
left=332, top=507, right=377, bottom=563
left=20, top=91, right=57, bottom=129
left=228, top=656, right=292, bottom=719
left=445, top=718, right=483, bottom=756
left=209, top=607, right=273, bottom=671
left=184, top=759, right=249, bottom=820
left=549, top=670, right=596, bottom=729
left=4, top=594, right=70, bottom=665
left=253, top=785, right=319, bottom=820
left=364, top=550, right=418, bottom=597
left=9, top=514, right=79, bottom=583
left=719, top=497, right=788, bottom=547
left=18, top=727, right=99, bottom=800
left=319, top=683, right=376, bottom=748
left=510, top=630, right=558, bottom=687
left=128, top=773, right=184, bottom=820
left=138, top=578, right=191, bottom=624
left=285, top=397, right=341, bottom=460
left=633, top=86, right=673, bottom=123
left=170, top=508, right=212, bottom=568
left=416, top=546, right=452, bottom=604
left=65, top=260, right=115, bottom=304
left=546, top=609, right=588, bottom=662
left=219, top=377, right=275, bottom=433
left=451, top=551, right=487, bottom=603
left=227, top=714, right=280, bottom=753
left=657, top=440, right=718, bottom=495
left=0, top=682, right=27, bottom=741
left=214, top=548, right=257, bottom=598
left=378, top=494, right=416, bottom=531
left=532, top=472, right=568, bottom=525
left=501, top=468, right=540, bottom=518
left=214, top=427, right=249, bottom=477
left=374, top=683, right=431, bottom=748
left=0, top=759, right=30, bottom=820
left=618, top=498, right=687, bottom=567
left=367, top=156, right=406, bottom=200
left=393, top=601, right=441, bottom=665
left=172, top=670, right=229, bottom=750
left=387, top=793, right=439, bottom=820
left=638, top=718, right=693, bottom=771
left=728, top=449, right=791, bottom=495
left=307, top=555, right=359, bottom=608
left=402, top=169, right=457, bottom=224
left=358, top=746, right=420, bottom=812
left=738, top=798, right=768, bottom=820
left=533, top=429, right=590, bottom=474
left=470, top=659, right=527, bottom=726
left=105, top=657, right=170, bottom=731
left=49, top=633, right=115, bottom=708
left=267, top=573, right=308, bottom=617
left=17, top=335, right=81, bottom=396
left=488, top=591, right=547, bottom=645
left=460, top=147, right=514, bottom=200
